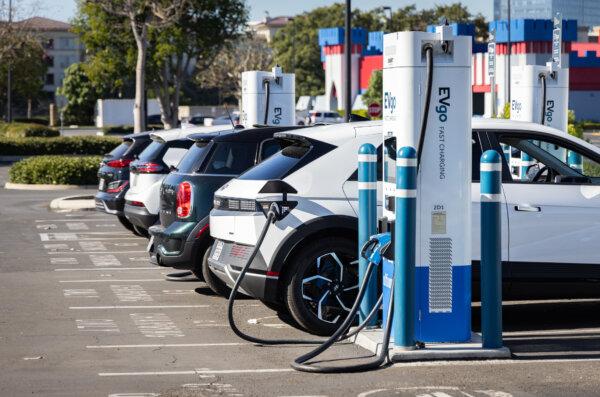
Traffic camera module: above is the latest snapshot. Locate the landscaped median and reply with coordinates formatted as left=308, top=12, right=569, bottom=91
left=0, top=136, right=120, bottom=157
left=7, top=155, right=102, bottom=188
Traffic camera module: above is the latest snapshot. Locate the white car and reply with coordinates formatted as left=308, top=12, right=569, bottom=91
left=306, top=110, right=342, bottom=125
left=123, top=125, right=232, bottom=236
left=208, top=118, right=600, bottom=335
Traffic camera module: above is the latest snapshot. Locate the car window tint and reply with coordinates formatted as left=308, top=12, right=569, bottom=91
left=176, top=141, right=211, bottom=173
left=203, top=142, right=257, bottom=175
left=138, top=141, right=165, bottom=162
left=260, top=139, right=282, bottom=160
left=240, top=144, right=309, bottom=180
left=107, top=141, right=132, bottom=159
left=499, top=135, right=600, bottom=184
left=163, top=147, right=190, bottom=168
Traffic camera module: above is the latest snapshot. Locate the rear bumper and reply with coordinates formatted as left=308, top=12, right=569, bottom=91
left=94, top=191, right=125, bottom=215
left=124, top=203, right=158, bottom=230
left=207, top=239, right=279, bottom=303
left=149, top=221, right=208, bottom=270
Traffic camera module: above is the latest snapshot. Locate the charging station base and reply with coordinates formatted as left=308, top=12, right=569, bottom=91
left=352, top=329, right=511, bottom=362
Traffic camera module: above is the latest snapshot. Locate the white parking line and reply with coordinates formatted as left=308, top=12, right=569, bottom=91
left=90, top=254, right=122, bottom=267
left=87, top=342, right=247, bottom=349
left=49, top=251, right=147, bottom=255
left=67, top=222, right=89, bottom=230
left=79, top=241, right=107, bottom=251
left=59, top=279, right=165, bottom=283
left=69, top=305, right=209, bottom=309
left=44, top=243, right=71, bottom=250
left=111, top=285, right=153, bottom=302
left=131, top=313, right=184, bottom=338
left=36, top=218, right=106, bottom=222
left=63, top=289, right=99, bottom=298
left=50, top=258, right=79, bottom=265
left=54, top=267, right=157, bottom=271
left=99, top=368, right=295, bottom=377
left=76, top=319, right=120, bottom=332
left=37, top=224, right=57, bottom=230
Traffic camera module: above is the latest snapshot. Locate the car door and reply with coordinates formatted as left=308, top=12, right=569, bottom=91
left=490, top=130, right=600, bottom=283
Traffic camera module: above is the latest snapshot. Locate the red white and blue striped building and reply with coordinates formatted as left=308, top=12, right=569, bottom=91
left=318, top=19, right=600, bottom=121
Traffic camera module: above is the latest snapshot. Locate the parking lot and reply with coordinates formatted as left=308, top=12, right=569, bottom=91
left=1, top=166, right=600, bottom=397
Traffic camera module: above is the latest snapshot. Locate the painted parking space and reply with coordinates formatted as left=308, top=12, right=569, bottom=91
left=2, top=196, right=600, bottom=397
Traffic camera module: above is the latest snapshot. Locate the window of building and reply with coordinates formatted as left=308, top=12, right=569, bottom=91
left=45, top=56, right=54, bottom=67
left=45, top=74, right=55, bottom=85
left=43, top=39, right=54, bottom=50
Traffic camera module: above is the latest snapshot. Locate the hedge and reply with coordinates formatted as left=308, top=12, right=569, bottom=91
left=1, top=122, right=59, bottom=138
left=0, top=136, right=121, bottom=156
left=102, top=125, right=135, bottom=135
left=9, top=155, right=102, bottom=185
left=12, top=118, right=49, bottom=126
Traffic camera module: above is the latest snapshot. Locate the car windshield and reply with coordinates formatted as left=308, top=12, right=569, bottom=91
left=239, top=143, right=310, bottom=180
left=176, top=141, right=212, bottom=173
left=106, top=141, right=132, bottom=159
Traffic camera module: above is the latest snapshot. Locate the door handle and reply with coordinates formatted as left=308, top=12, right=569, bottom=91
left=515, top=204, right=541, bottom=212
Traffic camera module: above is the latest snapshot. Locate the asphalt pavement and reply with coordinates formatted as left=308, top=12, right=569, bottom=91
left=1, top=186, right=600, bottom=397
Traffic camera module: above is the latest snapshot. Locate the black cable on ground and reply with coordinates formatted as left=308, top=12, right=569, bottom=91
left=291, top=276, right=395, bottom=373
left=416, top=45, right=434, bottom=169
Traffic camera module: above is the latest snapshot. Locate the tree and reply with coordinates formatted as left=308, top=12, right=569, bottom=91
left=272, top=4, right=385, bottom=97
left=196, top=35, right=272, bottom=105
left=0, top=2, right=47, bottom=120
left=57, top=63, right=97, bottom=125
left=91, top=0, right=187, bottom=132
left=360, top=69, right=382, bottom=109
left=150, top=0, right=248, bottom=128
left=75, top=0, right=247, bottom=129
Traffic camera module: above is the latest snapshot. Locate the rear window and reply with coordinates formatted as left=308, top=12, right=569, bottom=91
left=138, top=139, right=192, bottom=165
left=106, top=141, right=132, bottom=159
left=239, top=144, right=310, bottom=180
left=176, top=141, right=211, bottom=173
left=201, top=141, right=257, bottom=175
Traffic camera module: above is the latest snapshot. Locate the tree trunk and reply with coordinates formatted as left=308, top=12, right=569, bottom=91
left=131, top=21, right=147, bottom=133
left=156, top=61, right=174, bottom=130
left=27, top=99, right=32, bottom=119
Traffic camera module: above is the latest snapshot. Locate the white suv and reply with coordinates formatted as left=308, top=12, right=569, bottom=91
left=124, top=125, right=232, bottom=236
left=208, top=118, right=600, bottom=335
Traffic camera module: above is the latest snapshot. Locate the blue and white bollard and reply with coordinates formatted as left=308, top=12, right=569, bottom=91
left=480, top=150, right=503, bottom=349
left=358, top=144, right=378, bottom=325
left=519, top=151, right=534, bottom=180
left=568, top=150, right=583, bottom=173
left=394, top=146, right=417, bottom=349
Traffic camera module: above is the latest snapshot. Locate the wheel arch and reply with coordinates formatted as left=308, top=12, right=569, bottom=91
left=269, top=215, right=358, bottom=302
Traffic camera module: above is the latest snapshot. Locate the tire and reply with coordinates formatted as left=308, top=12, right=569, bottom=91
left=132, top=224, right=149, bottom=238
left=284, top=237, right=359, bottom=336
left=201, top=246, right=231, bottom=297
left=117, top=216, right=135, bottom=232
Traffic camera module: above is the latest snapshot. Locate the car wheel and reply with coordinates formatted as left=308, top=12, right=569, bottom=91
left=201, top=247, right=231, bottom=297
left=132, top=225, right=149, bottom=238
left=117, top=216, right=135, bottom=232
left=284, top=237, right=358, bottom=336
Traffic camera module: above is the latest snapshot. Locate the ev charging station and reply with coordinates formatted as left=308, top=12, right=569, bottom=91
left=509, top=14, right=575, bottom=176
left=381, top=24, right=473, bottom=343
left=240, top=66, right=296, bottom=127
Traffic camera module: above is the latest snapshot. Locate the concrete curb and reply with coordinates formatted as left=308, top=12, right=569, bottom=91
left=4, top=182, right=97, bottom=191
left=0, top=156, right=26, bottom=162
left=49, top=195, right=96, bottom=211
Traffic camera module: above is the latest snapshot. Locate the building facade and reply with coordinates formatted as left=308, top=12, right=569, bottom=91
left=18, top=17, right=85, bottom=99
left=494, top=0, right=600, bottom=29
left=247, top=16, right=291, bottom=43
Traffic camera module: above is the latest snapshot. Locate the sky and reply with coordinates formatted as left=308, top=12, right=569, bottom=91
left=17, top=0, right=493, bottom=23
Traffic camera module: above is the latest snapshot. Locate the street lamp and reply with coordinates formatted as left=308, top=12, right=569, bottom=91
left=344, top=0, right=351, bottom=122
left=6, top=0, right=13, bottom=122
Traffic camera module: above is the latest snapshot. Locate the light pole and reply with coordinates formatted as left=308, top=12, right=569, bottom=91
left=344, top=0, right=351, bottom=122
left=507, top=0, right=511, bottom=104
left=382, top=6, right=392, bottom=32
left=6, top=0, right=13, bottom=122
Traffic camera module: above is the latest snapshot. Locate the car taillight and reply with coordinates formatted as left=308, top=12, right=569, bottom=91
left=106, top=180, right=129, bottom=193
left=176, top=181, right=193, bottom=218
left=129, top=200, right=145, bottom=207
left=134, top=162, right=164, bottom=173
left=194, top=224, right=209, bottom=239
left=106, top=158, right=132, bottom=168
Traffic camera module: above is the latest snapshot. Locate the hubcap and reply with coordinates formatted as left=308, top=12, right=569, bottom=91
left=301, top=252, right=358, bottom=324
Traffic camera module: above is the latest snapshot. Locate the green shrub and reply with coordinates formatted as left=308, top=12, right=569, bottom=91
left=102, top=125, right=135, bottom=135
left=13, top=117, right=49, bottom=126
left=581, top=121, right=600, bottom=131
left=9, top=155, right=102, bottom=185
left=0, top=136, right=121, bottom=156
left=3, top=122, right=59, bottom=138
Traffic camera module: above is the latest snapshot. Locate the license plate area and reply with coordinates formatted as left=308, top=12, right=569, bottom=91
left=212, top=240, right=224, bottom=261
